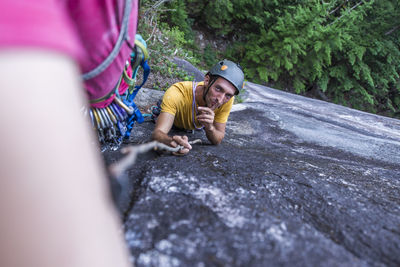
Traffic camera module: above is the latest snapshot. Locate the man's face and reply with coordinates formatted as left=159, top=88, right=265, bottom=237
left=204, top=76, right=236, bottom=110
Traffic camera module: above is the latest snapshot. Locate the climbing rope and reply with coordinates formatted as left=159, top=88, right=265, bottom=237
left=109, top=139, right=202, bottom=179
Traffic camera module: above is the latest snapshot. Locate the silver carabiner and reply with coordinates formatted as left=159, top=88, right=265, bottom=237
left=89, top=109, right=96, bottom=129
left=98, top=108, right=111, bottom=128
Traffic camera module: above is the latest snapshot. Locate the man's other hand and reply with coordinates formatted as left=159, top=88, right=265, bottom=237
left=197, top=106, right=215, bottom=131
left=170, top=135, right=192, bottom=155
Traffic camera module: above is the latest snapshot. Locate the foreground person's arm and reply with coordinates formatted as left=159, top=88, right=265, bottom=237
left=152, top=112, right=192, bottom=155
left=0, top=51, right=130, bottom=267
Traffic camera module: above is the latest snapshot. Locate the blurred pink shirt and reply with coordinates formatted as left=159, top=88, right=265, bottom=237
left=0, top=0, right=138, bottom=108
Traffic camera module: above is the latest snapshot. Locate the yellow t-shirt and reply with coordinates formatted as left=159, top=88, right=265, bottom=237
left=161, top=81, right=234, bottom=130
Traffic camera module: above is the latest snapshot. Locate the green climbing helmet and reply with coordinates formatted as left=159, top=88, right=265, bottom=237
left=208, top=59, right=244, bottom=95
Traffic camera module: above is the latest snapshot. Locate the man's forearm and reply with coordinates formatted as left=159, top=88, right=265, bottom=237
left=204, top=125, right=224, bottom=145
left=152, top=129, right=173, bottom=145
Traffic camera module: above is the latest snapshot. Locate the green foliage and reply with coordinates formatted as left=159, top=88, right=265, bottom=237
left=136, top=0, right=196, bottom=90
left=161, top=25, right=188, bottom=47
left=161, top=0, right=195, bottom=40
left=142, top=0, right=400, bottom=117
left=203, top=44, right=217, bottom=68
left=214, top=0, right=400, bottom=116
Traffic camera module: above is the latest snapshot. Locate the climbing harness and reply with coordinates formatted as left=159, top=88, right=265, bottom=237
left=86, top=34, right=151, bottom=152
left=82, top=0, right=133, bottom=80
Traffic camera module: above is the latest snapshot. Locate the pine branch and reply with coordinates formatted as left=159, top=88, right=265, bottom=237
left=145, top=16, right=158, bottom=42
left=329, top=1, right=364, bottom=26
left=385, top=25, right=400, bottom=36
left=329, top=0, right=349, bottom=15
left=144, top=0, right=171, bottom=17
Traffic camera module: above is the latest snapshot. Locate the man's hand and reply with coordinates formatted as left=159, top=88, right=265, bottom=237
left=152, top=113, right=193, bottom=156
left=197, top=106, right=215, bottom=131
left=170, top=135, right=192, bottom=155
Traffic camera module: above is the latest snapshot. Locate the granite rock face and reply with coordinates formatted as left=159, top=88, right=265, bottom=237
left=104, top=82, right=400, bottom=267
left=171, top=57, right=205, bottom=82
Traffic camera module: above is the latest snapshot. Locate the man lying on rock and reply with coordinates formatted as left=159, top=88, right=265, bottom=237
left=152, top=59, right=245, bottom=155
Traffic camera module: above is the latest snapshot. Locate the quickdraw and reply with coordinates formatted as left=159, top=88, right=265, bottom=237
left=88, top=34, right=151, bottom=152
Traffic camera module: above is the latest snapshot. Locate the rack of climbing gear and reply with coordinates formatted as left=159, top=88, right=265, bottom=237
left=87, top=34, right=151, bottom=152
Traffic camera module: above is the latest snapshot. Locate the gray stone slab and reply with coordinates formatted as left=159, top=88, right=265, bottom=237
left=171, top=57, right=205, bottom=82
left=104, top=82, right=400, bottom=267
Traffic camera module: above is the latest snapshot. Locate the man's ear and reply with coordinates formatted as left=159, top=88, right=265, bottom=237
left=204, top=74, right=210, bottom=87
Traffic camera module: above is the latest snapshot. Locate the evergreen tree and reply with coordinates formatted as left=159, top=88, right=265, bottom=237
left=160, top=0, right=400, bottom=117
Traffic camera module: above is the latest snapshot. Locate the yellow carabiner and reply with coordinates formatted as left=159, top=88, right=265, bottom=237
left=92, top=108, right=102, bottom=129
left=123, top=65, right=136, bottom=95
left=106, top=106, right=118, bottom=124
left=135, top=39, right=149, bottom=61
left=114, top=97, right=134, bottom=115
